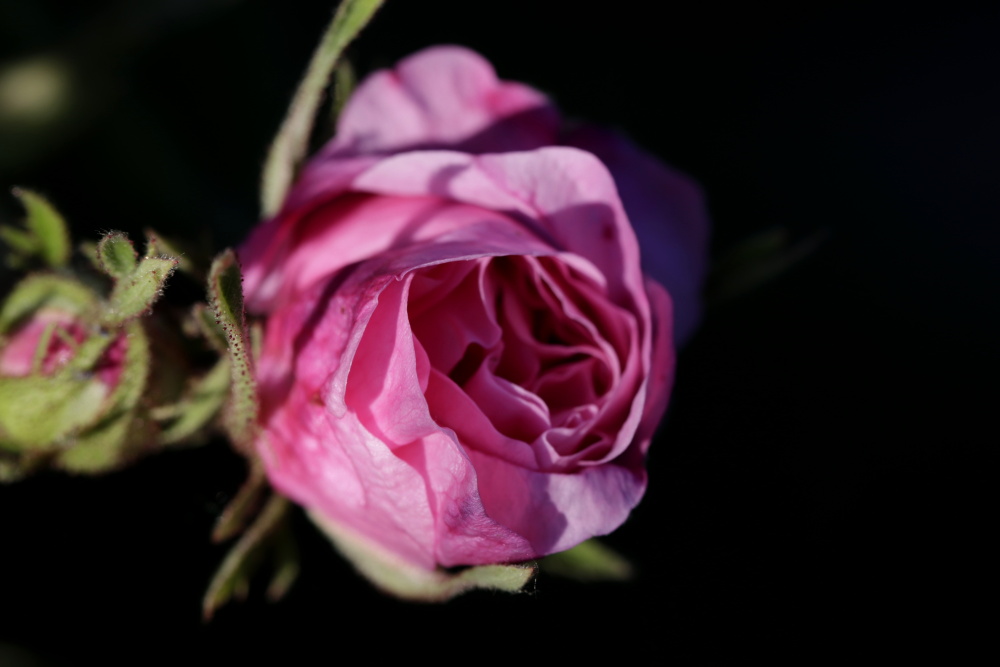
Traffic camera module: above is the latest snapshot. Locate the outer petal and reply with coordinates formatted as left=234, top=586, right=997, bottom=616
left=327, top=46, right=560, bottom=157
left=239, top=155, right=377, bottom=312
left=261, top=385, right=438, bottom=569
left=467, top=447, right=647, bottom=555
left=565, top=126, right=710, bottom=344
left=244, top=193, right=526, bottom=315
left=634, top=278, right=676, bottom=457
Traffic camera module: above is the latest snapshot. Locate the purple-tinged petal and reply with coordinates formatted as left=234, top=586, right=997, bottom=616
left=566, top=125, right=710, bottom=344
left=467, top=447, right=646, bottom=556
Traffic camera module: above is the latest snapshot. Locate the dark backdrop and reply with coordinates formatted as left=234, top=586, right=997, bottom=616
left=1, top=0, right=994, bottom=660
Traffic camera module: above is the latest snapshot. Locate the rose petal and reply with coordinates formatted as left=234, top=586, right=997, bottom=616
left=635, top=277, right=676, bottom=452
left=424, top=366, right=539, bottom=470
left=350, top=148, right=647, bottom=314
left=345, top=274, right=436, bottom=446
left=408, top=259, right=503, bottom=376
left=243, top=193, right=523, bottom=314
left=566, top=125, right=710, bottom=344
left=240, top=154, right=375, bottom=312
left=0, top=309, right=79, bottom=376
left=261, top=383, right=437, bottom=569
left=467, top=447, right=646, bottom=555
left=327, top=46, right=560, bottom=157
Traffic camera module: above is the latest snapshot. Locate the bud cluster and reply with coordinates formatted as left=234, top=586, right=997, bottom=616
left=0, top=189, right=223, bottom=479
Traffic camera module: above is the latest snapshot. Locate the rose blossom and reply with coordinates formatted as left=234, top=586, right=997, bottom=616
left=239, top=46, right=709, bottom=591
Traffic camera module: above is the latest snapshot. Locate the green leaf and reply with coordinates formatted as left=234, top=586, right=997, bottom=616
left=96, top=231, right=138, bottom=279
left=539, top=539, right=634, bottom=582
left=103, top=256, right=178, bottom=326
left=0, top=225, right=38, bottom=262
left=707, top=227, right=828, bottom=303
left=10, top=187, right=70, bottom=267
left=207, top=249, right=258, bottom=452
left=309, top=511, right=537, bottom=601
left=203, top=494, right=292, bottom=620
left=0, top=374, right=107, bottom=449
left=331, top=59, right=356, bottom=124
left=0, top=274, right=97, bottom=334
left=260, top=0, right=386, bottom=217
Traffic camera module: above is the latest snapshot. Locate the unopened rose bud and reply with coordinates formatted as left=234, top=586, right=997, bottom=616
left=0, top=273, right=151, bottom=475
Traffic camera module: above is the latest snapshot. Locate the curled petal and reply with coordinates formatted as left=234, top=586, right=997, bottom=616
left=328, top=46, right=560, bottom=157
left=566, top=126, right=710, bottom=344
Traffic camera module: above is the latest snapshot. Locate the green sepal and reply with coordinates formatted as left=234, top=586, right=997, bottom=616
left=55, top=321, right=153, bottom=474
left=0, top=374, right=107, bottom=450
left=265, top=524, right=301, bottom=601
left=9, top=187, right=71, bottom=268
left=207, top=249, right=258, bottom=452
left=309, top=511, right=537, bottom=601
left=203, top=494, right=298, bottom=620
left=55, top=321, right=157, bottom=474
left=65, top=331, right=114, bottom=375
left=539, top=539, right=634, bottom=582
left=55, top=410, right=133, bottom=473
left=29, top=320, right=60, bottom=374
left=260, top=0, right=386, bottom=216
left=144, top=228, right=202, bottom=280
left=155, top=356, right=230, bottom=446
left=103, top=256, right=178, bottom=326
left=0, top=274, right=97, bottom=334
left=103, top=319, right=149, bottom=412
left=96, top=231, right=138, bottom=279
left=211, top=460, right=267, bottom=543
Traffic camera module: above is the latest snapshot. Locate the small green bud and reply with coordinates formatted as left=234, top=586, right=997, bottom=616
left=96, top=231, right=138, bottom=279
left=103, top=256, right=178, bottom=326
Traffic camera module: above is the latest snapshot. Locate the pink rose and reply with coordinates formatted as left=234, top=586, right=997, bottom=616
left=239, top=47, right=709, bottom=590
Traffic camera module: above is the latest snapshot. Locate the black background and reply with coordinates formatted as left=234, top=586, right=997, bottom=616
left=0, top=0, right=994, bottom=660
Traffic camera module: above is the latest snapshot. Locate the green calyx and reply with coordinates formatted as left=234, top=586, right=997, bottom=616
left=0, top=226, right=186, bottom=476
